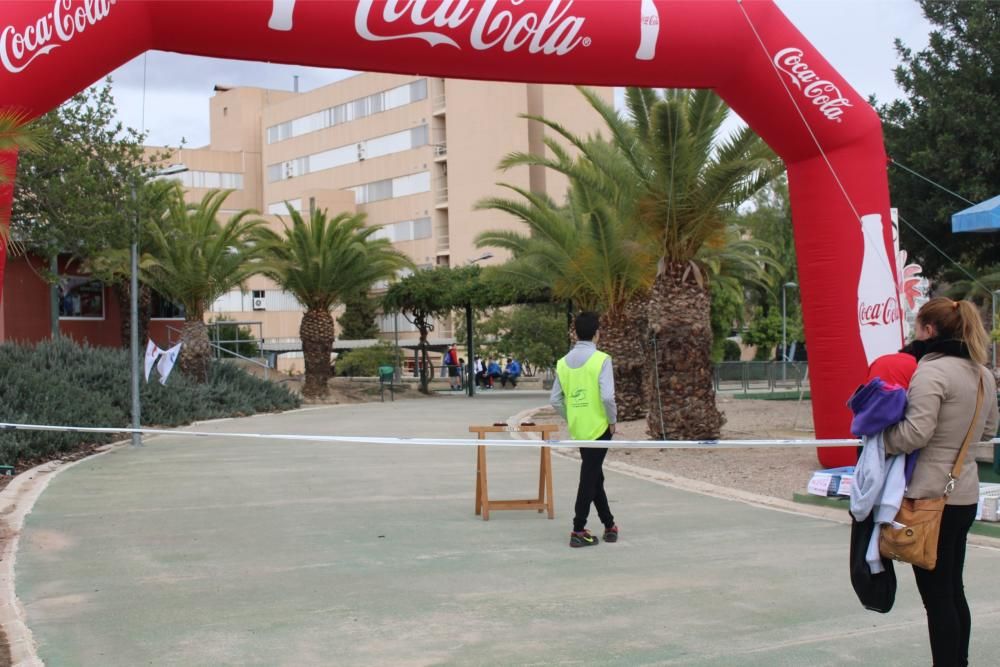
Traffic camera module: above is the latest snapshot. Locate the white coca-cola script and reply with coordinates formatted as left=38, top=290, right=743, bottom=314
left=355, top=0, right=590, bottom=55
left=1, top=0, right=116, bottom=74
left=772, top=47, right=852, bottom=123
left=858, top=297, right=901, bottom=327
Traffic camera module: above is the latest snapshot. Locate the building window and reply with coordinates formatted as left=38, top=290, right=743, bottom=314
left=351, top=172, right=431, bottom=205
left=265, top=79, right=429, bottom=144
left=58, top=276, right=104, bottom=319
left=165, top=170, right=244, bottom=190
left=267, top=199, right=303, bottom=215
left=266, top=126, right=428, bottom=183
left=371, top=217, right=433, bottom=243
left=150, top=291, right=185, bottom=319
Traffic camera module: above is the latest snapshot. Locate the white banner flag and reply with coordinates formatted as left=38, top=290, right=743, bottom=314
left=144, top=340, right=164, bottom=382
left=156, top=343, right=183, bottom=385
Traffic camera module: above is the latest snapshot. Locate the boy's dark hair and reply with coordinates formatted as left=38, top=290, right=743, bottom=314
left=574, top=312, right=600, bottom=341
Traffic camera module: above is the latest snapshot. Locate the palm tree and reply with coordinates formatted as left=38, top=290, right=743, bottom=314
left=476, top=164, right=657, bottom=420
left=83, top=179, right=178, bottom=347
left=517, top=87, right=782, bottom=439
left=142, top=187, right=269, bottom=383
left=1, top=110, right=48, bottom=250
left=256, top=206, right=412, bottom=399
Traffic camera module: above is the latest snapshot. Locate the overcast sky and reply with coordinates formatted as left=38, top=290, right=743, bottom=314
left=105, top=0, right=933, bottom=148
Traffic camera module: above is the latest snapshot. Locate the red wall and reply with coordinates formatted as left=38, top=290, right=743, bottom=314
left=1, top=256, right=123, bottom=347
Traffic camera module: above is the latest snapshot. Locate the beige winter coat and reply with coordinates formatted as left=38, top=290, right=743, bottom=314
left=883, top=353, right=999, bottom=505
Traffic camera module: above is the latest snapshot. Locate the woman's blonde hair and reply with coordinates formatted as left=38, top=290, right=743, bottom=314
left=916, top=297, right=990, bottom=365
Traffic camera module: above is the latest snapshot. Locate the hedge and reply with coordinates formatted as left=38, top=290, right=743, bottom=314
left=0, top=338, right=300, bottom=465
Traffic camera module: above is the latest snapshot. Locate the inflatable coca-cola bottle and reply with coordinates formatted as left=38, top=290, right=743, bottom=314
left=636, top=0, right=660, bottom=61
left=856, top=213, right=904, bottom=366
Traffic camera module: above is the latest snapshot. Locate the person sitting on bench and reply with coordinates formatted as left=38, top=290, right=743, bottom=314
left=501, top=358, right=522, bottom=388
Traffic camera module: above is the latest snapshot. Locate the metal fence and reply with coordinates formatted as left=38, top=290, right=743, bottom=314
left=712, top=361, right=809, bottom=394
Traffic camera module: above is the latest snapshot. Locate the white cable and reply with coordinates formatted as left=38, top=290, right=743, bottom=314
left=4, top=420, right=997, bottom=450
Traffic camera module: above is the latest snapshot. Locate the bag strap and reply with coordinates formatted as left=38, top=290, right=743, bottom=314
left=946, top=370, right=985, bottom=495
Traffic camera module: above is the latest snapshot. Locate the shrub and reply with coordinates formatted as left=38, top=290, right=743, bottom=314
left=209, top=316, right=261, bottom=359
left=336, top=342, right=401, bottom=377
left=0, top=338, right=300, bottom=466
left=722, top=339, right=742, bottom=361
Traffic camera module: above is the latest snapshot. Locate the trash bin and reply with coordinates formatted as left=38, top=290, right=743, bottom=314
left=378, top=365, right=395, bottom=402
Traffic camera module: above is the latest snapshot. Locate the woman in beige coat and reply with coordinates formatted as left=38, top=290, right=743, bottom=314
left=884, top=297, right=999, bottom=667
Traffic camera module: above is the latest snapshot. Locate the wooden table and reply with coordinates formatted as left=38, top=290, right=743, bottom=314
left=469, top=424, right=558, bottom=521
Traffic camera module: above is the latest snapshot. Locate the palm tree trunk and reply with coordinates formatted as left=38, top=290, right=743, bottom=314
left=599, top=293, right=648, bottom=422
left=178, top=318, right=212, bottom=383
left=300, top=308, right=335, bottom=399
left=645, top=264, right=725, bottom=440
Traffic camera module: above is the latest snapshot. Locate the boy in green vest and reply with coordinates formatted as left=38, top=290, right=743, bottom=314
left=550, top=312, right=619, bottom=548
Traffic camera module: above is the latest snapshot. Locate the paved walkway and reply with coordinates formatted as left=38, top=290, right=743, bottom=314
left=13, top=393, right=1000, bottom=665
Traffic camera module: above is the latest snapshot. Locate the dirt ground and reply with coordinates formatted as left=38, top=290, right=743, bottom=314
left=531, top=394, right=826, bottom=501
left=287, top=376, right=435, bottom=405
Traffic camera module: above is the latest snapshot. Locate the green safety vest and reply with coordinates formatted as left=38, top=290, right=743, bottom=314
left=556, top=350, right=610, bottom=441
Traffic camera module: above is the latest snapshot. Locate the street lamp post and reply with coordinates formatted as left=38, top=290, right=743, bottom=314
left=130, top=164, right=187, bottom=447
left=781, top=282, right=798, bottom=379
left=465, top=252, right=494, bottom=397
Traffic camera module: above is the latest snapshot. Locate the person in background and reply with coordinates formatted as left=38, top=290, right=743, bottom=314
left=474, top=356, right=485, bottom=388
left=550, top=312, right=619, bottom=548
left=486, top=358, right=501, bottom=389
left=501, top=357, right=522, bottom=388
left=445, top=344, right=460, bottom=391
left=883, top=297, right=999, bottom=666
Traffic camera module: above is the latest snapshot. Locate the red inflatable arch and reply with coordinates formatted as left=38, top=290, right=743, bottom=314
left=0, top=0, right=903, bottom=465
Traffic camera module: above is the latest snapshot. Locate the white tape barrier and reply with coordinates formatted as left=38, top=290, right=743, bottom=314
left=3, top=421, right=999, bottom=450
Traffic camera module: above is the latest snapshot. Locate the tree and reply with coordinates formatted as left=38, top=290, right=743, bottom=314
left=472, top=304, right=568, bottom=375
left=616, top=89, right=781, bottom=439
left=81, top=179, right=177, bottom=347
left=337, top=292, right=380, bottom=340
left=0, top=110, right=49, bottom=249
left=476, top=139, right=657, bottom=420
left=0, top=110, right=47, bottom=183
left=256, top=206, right=411, bottom=398
left=493, top=88, right=781, bottom=435
left=879, top=0, right=1000, bottom=280
left=381, top=266, right=475, bottom=394
left=142, top=188, right=268, bottom=383
left=9, top=80, right=167, bottom=336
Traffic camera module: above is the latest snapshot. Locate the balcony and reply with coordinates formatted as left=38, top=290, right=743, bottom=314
left=432, top=93, right=446, bottom=116
left=433, top=142, right=447, bottom=161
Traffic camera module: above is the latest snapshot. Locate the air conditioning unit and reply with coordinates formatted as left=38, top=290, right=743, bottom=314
left=252, top=297, right=266, bottom=311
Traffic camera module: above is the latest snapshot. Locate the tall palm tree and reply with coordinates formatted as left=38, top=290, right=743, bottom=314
left=518, top=87, right=783, bottom=439
left=476, top=163, right=657, bottom=420
left=256, top=206, right=412, bottom=399
left=142, top=187, right=268, bottom=383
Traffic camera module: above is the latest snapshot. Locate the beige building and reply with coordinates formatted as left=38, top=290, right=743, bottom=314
left=153, top=74, right=611, bottom=371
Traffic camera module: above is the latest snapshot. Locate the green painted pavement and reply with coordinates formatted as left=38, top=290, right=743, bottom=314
left=16, top=392, right=1000, bottom=665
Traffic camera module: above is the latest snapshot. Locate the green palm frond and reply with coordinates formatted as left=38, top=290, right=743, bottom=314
left=0, top=110, right=49, bottom=156
left=256, top=205, right=412, bottom=313
left=141, top=189, right=269, bottom=319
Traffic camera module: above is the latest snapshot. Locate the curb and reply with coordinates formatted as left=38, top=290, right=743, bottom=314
left=0, top=440, right=125, bottom=667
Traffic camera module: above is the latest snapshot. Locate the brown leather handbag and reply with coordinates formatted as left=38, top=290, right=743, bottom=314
left=879, top=374, right=985, bottom=571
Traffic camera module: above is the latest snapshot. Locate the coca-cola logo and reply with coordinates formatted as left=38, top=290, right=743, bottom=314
left=772, top=47, right=852, bottom=123
left=858, top=297, right=901, bottom=327
left=1, top=0, right=117, bottom=74
left=355, top=0, right=590, bottom=55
